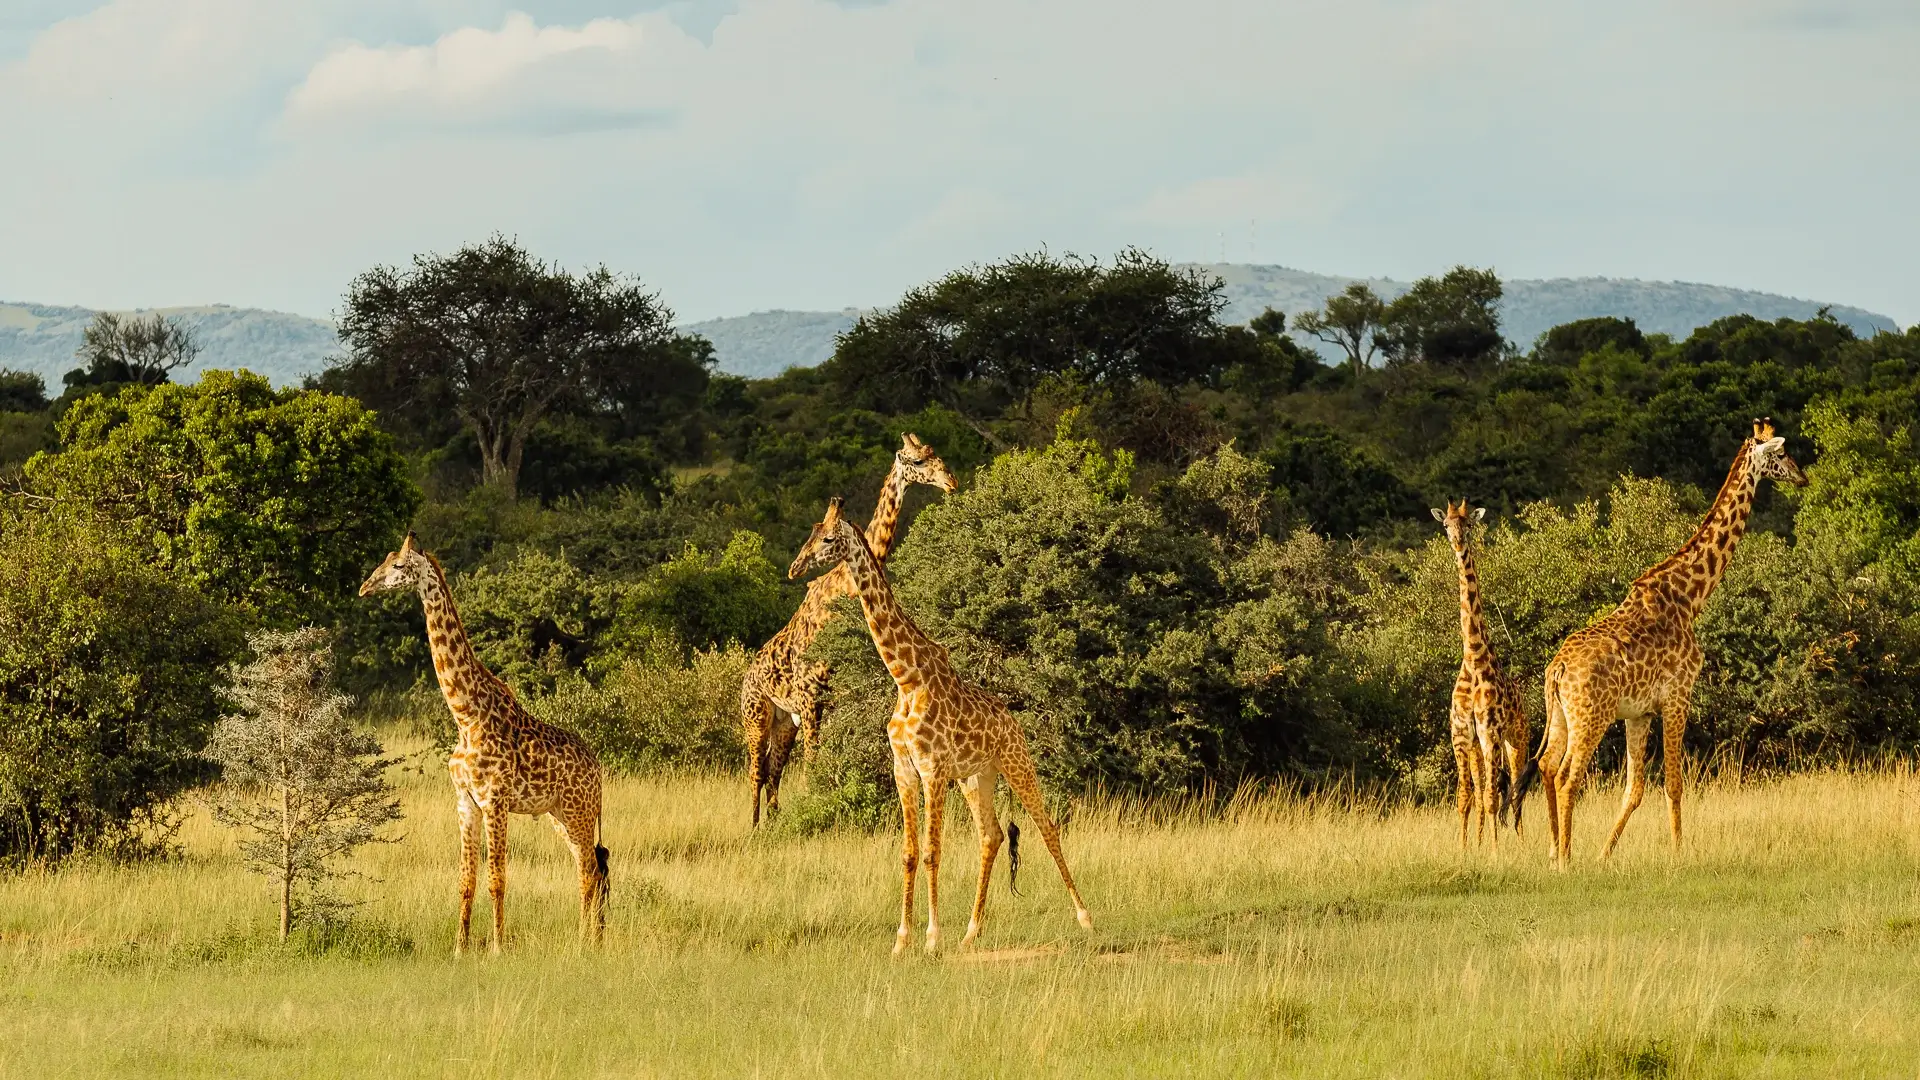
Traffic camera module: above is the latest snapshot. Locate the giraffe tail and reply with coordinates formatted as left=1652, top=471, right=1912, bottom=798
left=1006, top=819, right=1021, bottom=896
left=595, top=843, right=611, bottom=910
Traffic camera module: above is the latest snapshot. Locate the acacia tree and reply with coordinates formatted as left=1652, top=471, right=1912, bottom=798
left=1292, top=283, right=1387, bottom=373
left=69, top=311, right=200, bottom=387
left=206, top=627, right=400, bottom=939
left=334, top=236, right=683, bottom=498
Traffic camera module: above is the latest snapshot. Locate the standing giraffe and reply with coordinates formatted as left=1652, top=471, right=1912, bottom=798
left=360, top=534, right=609, bottom=953
left=740, top=433, right=958, bottom=825
left=788, top=497, right=1093, bottom=954
left=1433, top=500, right=1531, bottom=852
left=1538, top=419, right=1806, bottom=867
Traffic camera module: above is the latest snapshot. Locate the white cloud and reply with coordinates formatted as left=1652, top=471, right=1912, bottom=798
left=288, top=11, right=642, bottom=116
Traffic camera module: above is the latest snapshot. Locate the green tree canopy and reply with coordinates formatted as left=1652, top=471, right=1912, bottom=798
left=25, top=371, right=419, bottom=623
left=331, top=235, right=702, bottom=497
left=825, top=249, right=1235, bottom=434
left=1376, top=266, right=1504, bottom=368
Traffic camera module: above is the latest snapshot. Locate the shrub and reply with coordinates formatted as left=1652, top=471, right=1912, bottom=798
left=531, top=638, right=749, bottom=773
left=0, top=510, right=244, bottom=862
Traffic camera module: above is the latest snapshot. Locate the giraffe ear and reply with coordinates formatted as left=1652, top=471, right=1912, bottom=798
left=1472, top=507, right=1486, bottom=522
left=1430, top=507, right=1445, bottom=523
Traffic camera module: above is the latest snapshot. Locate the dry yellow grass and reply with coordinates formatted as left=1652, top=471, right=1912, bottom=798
left=3, top=740, right=1920, bottom=1077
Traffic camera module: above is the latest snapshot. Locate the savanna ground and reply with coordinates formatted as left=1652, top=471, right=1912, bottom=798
left=4, top=738, right=1920, bottom=1079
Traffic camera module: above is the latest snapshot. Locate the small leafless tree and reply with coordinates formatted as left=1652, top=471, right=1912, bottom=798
left=77, top=312, right=200, bottom=385
left=206, top=627, right=401, bottom=939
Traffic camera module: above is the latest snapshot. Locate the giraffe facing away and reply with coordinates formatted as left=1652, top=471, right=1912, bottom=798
left=788, top=497, right=1093, bottom=955
left=1432, top=500, right=1531, bottom=852
left=1538, top=419, right=1806, bottom=867
left=740, top=433, right=958, bottom=826
left=360, top=534, right=608, bottom=953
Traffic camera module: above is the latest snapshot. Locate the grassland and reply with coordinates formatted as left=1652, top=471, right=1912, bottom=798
left=3, top=741, right=1919, bottom=1078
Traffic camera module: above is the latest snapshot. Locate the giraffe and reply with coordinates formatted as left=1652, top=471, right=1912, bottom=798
left=740, top=433, right=958, bottom=826
left=1432, top=500, right=1531, bottom=852
left=1537, top=419, right=1806, bottom=867
left=788, top=496, right=1093, bottom=955
left=360, top=533, right=609, bottom=953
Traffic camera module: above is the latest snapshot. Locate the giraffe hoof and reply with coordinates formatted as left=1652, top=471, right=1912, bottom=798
left=1076, top=910, right=1094, bottom=931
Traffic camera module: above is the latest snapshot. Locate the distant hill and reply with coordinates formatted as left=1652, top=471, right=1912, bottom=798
left=0, top=302, right=339, bottom=390
left=4, top=269, right=1900, bottom=390
left=689, top=267, right=1902, bottom=377
left=681, top=308, right=865, bottom=380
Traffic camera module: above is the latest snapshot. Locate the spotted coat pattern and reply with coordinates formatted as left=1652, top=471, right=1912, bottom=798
left=360, top=536, right=608, bottom=953
left=788, top=497, right=1093, bottom=955
left=739, top=434, right=957, bottom=825
left=1433, top=500, right=1531, bottom=852
left=1538, top=420, right=1807, bottom=866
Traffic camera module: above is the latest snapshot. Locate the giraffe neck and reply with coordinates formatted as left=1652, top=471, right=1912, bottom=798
left=863, top=459, right=913, bottom=560
left=1632, top=438, right=1759, bottom=619
left=1451, top=537, right=1496, bottom=673
left=413, top=555, right=495, bottom=733
left=835, top=523, right=943, bottom=691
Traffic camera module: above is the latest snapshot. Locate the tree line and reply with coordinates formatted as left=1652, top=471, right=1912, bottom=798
left=3, top=236, right=1919, bottom=862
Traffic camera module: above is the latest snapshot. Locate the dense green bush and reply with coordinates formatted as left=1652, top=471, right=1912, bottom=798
left=0, top=511, right=244, bottom=862
left=530, top=639, right=748, bottom=773
left=805, top=433, right=1386, bottom=802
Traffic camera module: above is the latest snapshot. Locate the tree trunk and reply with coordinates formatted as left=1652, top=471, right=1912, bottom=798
left=280, top=786, right=293, bottom=941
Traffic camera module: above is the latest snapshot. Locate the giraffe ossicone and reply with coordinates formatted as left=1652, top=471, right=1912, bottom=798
left=359, top=532, right=609, bottom=954
left=788, top=495, right=1093, bottom=954
left=1537, top=418, right=1806, bottom=867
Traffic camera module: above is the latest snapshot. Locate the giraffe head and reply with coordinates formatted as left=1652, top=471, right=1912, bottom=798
left=897, top=433, right=959, bottom=494
left=358, top=532, right=434, bottom=596
left=1429, top=500, right=1486, bottom=550
left=788, top=496, right=866, bottom=580
left=1747, top=417, right=1808, bottom=487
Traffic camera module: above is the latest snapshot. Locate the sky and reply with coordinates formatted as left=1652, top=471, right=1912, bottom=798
left=1, top=0, right=1914, bottom=325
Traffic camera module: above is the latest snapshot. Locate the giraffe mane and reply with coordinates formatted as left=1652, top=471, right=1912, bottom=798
left=1628, top=435, right=1756, bottom=592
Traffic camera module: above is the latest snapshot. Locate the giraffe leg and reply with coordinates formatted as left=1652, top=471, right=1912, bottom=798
left=957, top=764, right=1002, bottom=950
left=551, top=809, right=606, bottom=945
left=743, top=690, right=773, bottom=827
left=485, top=802, right=508, bottom=955
left=1662, top=696, right=1691, bottom=852
left=763, top=707, right=802, bottom=817
left=1000, top=749, right=1092, bottom=931
left=1538, top=679, right=1569, bottom=867
left=1504, top=735, right=1528, bottom=838
left=1478, top=725, right=1499, bottom=854
left=455, top=790, right=480, bottom=956
left=1555, top=708, right=1609, bottom=868
left=1450, top=722, right=1475, bottom=852
left=891, top=748, right=920, bottom=957
left=1602, top=715, right=1652, bottom=859
left=799, top=698, right=825, bottom=764
left=923, top=775, right=946, bottom=954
